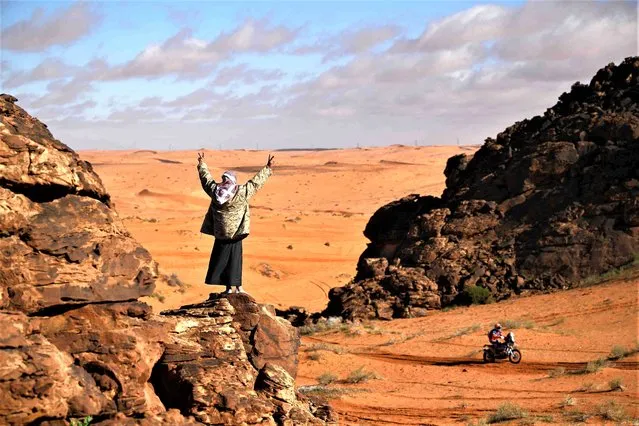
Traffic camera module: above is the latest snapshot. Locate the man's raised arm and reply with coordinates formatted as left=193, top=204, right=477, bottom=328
left=245, top=154, right=274, bottom=199
left=197, top=151, right=216, bottom=197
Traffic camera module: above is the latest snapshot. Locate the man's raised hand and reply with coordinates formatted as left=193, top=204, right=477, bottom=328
left=267, top=154, right=275, bottom=168
left=198, top=151, right=205, bottom=165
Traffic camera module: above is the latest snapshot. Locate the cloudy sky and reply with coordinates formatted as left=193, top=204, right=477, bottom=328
left=1, top=1, right=636, bottom=150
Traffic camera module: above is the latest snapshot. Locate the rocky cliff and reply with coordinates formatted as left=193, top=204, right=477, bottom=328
left=324, top=57, right=639, bottom=321
left=0, top=94, right=332, bottom=425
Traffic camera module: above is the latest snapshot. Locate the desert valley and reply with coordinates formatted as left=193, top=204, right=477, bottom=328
left=85, top=146, right=639, bottom=425
left=1, top=57, right=638, bottom=426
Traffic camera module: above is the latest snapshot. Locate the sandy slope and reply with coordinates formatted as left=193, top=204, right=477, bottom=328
left=81, top=145, right=474, bottom=312
left=297, top=278, right=638, bottom=425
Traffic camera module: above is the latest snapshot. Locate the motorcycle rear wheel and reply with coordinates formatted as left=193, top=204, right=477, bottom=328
left=509, top=349, right=522, bottom=364
left=483, top=350, right=495, bottom=363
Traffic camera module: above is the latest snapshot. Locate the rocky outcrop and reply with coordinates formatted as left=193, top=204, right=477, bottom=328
left=155, top=295, right=325, bottom=425
left=0, top=94, right=156, bottom=314
left=0, top=95, right=331, bottom=425
left=324, top=57, right=639, bottom=321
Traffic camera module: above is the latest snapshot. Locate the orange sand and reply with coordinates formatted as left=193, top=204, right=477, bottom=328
left=297, top=279, right=639, bottom=425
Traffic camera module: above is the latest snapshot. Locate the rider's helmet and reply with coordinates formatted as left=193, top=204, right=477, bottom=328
left=494, top=323, right=502, bottom=329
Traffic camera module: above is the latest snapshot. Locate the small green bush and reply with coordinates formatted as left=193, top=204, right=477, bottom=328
left=317, top=372, right=338, bottom=386
left=308, top=352, right=321, bottom=361
left=548, top=367, right=566, bottom=378
left=70, top=417, right=93, bottom=426
left=584, top=358, right=608, bottom=374
left=487, top=402, right=528, bottom=423
left=297, top=385, right=351, bottom=399
left=608, top=344, right=639, bottom=360
left=459, top=285, right=494, bottom=305
left=560, top=395, right=576, bottom=407
left=573, top=358, right=608, bottom=375
left=500, top=319, right=535, bottom=329
left=562, top=410, right=590, bottom=422
left=596, top=400, right=628, bottom=422
left=609, top=377, right=625, bottom=391
left=345, top=366, right=379, bottom=384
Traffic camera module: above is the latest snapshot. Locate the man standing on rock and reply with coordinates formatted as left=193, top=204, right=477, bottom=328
left=197, top=151, right=274, bottom=294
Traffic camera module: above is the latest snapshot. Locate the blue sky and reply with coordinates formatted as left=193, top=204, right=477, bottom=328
left=1, top=1, right=636, bottom=150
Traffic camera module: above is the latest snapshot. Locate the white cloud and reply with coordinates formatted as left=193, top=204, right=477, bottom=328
left=391, top=5, right=510, bottom=53
left=2, top=58, right=78, bottom=88
left=1, top=3, right=102, bottom=52
left=5, top=1, right=637, bottom=151
left=211, top=19, right=299, bottom=53
left=211, top=64, right=285, bottom=86
left=94, top=20, right=299, bottom=81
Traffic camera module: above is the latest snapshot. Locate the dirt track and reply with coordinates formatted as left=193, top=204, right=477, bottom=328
left=297, top=279, right=639, bottom=425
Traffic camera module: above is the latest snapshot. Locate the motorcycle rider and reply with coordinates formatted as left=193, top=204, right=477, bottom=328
left=488, top=323, right=506, bottom=354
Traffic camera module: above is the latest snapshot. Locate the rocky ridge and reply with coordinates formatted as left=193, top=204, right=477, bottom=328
left=323, top=57, right=639, bottom=321
left=0, top=94, right=332, bottom=425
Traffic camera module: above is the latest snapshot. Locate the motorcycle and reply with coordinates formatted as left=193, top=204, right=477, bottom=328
left=483, top=332, right=522, bottom=364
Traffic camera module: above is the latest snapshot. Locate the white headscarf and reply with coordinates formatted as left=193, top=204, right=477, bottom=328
left=214, top=171, right=238, bottom=205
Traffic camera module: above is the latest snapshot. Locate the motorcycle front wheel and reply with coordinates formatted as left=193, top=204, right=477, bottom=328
left=509, top=349, right=522, bottom=364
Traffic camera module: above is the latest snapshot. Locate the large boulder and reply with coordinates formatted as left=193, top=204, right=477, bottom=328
left=325, top=57, right=639, bottom=320
left=156, top=295, right=329, bottom=425
left=0, top=94, right=156, bottom=314
left=0, top=311, right=106, bottom=424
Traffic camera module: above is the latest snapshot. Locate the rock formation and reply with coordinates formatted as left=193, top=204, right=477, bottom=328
left=0, top=94, right=332, bottom=425
left=324, top=57, right=639, bottom=321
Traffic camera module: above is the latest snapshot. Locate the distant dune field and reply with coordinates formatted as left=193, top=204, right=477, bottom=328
left=81, top=145, right=472, bottom=312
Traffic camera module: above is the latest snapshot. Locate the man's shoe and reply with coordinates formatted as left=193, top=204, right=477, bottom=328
left=222, top=286, right=232, bottom=295
left=235, top=286, right=247, bottom=294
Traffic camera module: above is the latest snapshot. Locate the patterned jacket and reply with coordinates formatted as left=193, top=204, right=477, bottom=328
left=198, top=162, right=272, bottom=240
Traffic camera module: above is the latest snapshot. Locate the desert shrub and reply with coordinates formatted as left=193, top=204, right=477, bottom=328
left=308, top=352, right=321, bottom=361
left=486, top=402, right=528, bottom=423
left=548, top=367, right=566, bottom=378
left=609, top=377, right=625, bottom=391
left=576, top=382, right=597, bottom=392
left=560, top=395, right=576, bottom=407
left=584, top=358, right=608, bottom=373
left=608, top=344, right=639, bottom=360
left=166, top=273, right=185, bottom=287
left=297, top=385, right=350, bottom=399
left=305, top=343, right=345, bottom=354
left=317, top=372, right=338, bottom=386
left=609, top=345, right=628, bottom=360
left=453, top=324, right=481, bottom=337
left=458, top=285, right=494, bottom=305
left=299, top=317, right=345, bottom=336
left=562, top=410, right=590, bottom=422
left=345, top=367, right=379, bottom=384
left=70, top=417, right=92, bottom=426
left=149, top=292, right=165, bottom=303
left=596, top=400, right=628, bottom=422
left=500, top=319, right=535, bottom=329
left=573, top=358, right=608, bottom=375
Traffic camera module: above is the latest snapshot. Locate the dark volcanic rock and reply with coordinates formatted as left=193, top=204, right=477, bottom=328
left=325, top=57, right=639, bottom=320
